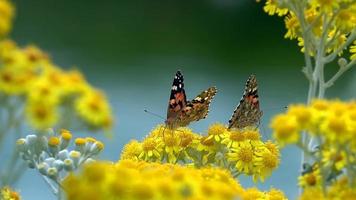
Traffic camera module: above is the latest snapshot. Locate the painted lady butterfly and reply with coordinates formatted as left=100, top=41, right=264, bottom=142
left=228, top=75, right=262, bottom=129
left=166, top=71, right=217, bottom=129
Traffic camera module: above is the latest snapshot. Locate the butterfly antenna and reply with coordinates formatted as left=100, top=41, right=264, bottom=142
left=144, top=109, right=165, bottom=120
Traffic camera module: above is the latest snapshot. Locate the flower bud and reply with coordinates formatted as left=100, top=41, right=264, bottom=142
left=53, top=160, right=64, bottom=171
left=338, top=58, right=348, bottom=68
left=44, top=157, right=55, bottom=166
left=38, top=162, right=49, bottom=175
left=25, top=135, right=37, bottom=147
left=58, top=149, right=69, bottom=161
left=48, top=136, right=60, bottom=156
left=60, top=129, right=72, bottom=150
left=69, top=150, right=81, bottom=167
left=75, top=138, right=86, bottom=152
left=63, top=159, right=74, bottom=171
left=90, top=141, right=104, bottom=155
left=47, top=167, right=58, bottom=179
left=16, top=138, right=28, bottom=153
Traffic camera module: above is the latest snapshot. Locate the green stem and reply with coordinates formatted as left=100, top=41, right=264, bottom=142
left=325, top=59, right=356, bottom=88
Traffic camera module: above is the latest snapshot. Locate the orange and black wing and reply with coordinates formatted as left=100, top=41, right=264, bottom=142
left=166, top=70, right=187, bottom=127
left=228, top=75, right=262, bottom=129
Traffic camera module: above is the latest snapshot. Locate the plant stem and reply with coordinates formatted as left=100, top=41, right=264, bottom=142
left=325, top=59, right=356, bottom=88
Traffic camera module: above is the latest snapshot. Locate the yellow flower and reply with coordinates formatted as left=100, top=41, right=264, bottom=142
left=287, top=104, right=313, bottom=129
left=227, top=141, right=256, bottom=174
left=63, top=160, right=254, bottom=200
left=241, top=188, right=264, bottom=200
left=335, top=8, right=356, bottom=32
left=322, top=148, right=347, bottom=171
left=263, top=0, right=288, bottom=16
left=270, top=114, right=300, bottom=146
left=298, top=168, right=322, bottom=188
left=75, top=89, right=113, bottom=129
left=326, top=29, right=347, bottom=54
left=299, top=187, right=325, bottom=200
left=176, top=128, right=196, bottom=148
left=320, top=113, right=351, bottom=143
left=311, top=0, right=339, bottom=12
left=254, top=146, right=280, bottom=182
left=60, top=69, right=88, bottom=95
left=221, top=129, right=246, bottom=148
left=244, top=129, right=263, bottom=146
left=195, top=135, right=216, bottom=164
left=0, top=186, right=20, bottom=200
left=264, top=140, right=280, bottom=156
left=120, top=140, right=143, bottom=161
left=48, top=136, right=60, bottom=147
left=25, top=101, right=58, bottom=130
left=284, top=13, right=300, bottom=39
left=0, top=0, right=14, bottom=37
left=207, top=123, right=227, bottom=142
left=123, top=124, right=280, bottom=181
left=350, top=41, right=356, bottom=60
left=161, top=133, right=181, bottom=163
left=0, top=64, right=37, bottom=95
left=266, top=188, right=288, bottom=200
left=327, top=176, right=356, bottom=199
left=27, top=77, right=61, bottom=105
left=60, top=129, right=72, bottom=141
left=139, top=137, right=163, bottom=161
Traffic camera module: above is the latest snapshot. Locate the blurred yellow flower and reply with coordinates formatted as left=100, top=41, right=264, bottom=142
left=0, top=186, right=20, bottom=200
left=298, top=168, right=322, bottom=188
left=322, top=148, right=347, bottom=171
left=0, top=39, right=113, bottom=132
left=120, top=140, right=143, bottom=161
left=63, top=160, right=287, bottom=200
left=272, top=100, right=356, bottom=198
left=270, top=114, right=300, bottom=146
left=25, top=101, right=58, bottom=130
left=75, top=89, right=113, bottom=129
left=0, top=0, right=14, bottom=37
left=299, top=176, right=356, bottom=199
left=351, top=41, right=356, bottom=60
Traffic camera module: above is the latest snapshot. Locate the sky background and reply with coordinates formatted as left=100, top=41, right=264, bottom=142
left=5, top=0, right=356, bottom=199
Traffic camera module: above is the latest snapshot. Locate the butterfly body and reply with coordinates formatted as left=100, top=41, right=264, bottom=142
left=166, top=71, right=217, bottom=130
left=228, top=75, right=262, bottom=130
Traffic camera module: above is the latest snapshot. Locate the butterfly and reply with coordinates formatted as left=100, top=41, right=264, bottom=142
left=228, top=75, right=262, bottom=129
left=165, top=71, right=217, bottom=129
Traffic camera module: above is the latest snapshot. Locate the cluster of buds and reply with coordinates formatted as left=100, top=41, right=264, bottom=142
left=16, top=129, right=104, bottom=182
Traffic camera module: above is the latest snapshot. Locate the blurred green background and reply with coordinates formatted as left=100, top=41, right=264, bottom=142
left=9, top=0, right=355, bottom=199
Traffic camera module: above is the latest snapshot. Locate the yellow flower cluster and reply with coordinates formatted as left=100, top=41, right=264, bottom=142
left=299, top=176, right=356, bottom=200
left=259, top=0, right=356, bottom=58
left=0, top=39, right=113, bottom=130
left=63, top=160, right=287, bottom=200
left=271, top=99, right=356, bottom=194
left=121, top=123, right=280, bottom=182
left=0, top=0, right=14, bottom=37
left=271, top=99, right=356, bottom=147
left=0, top=186, right=20, bottom=200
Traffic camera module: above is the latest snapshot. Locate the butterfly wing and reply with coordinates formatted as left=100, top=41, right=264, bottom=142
left=176, top=86, right=217, bottom=127
left=228, top=75, right=262, bottom=129
left=166, top=71, right=187, bottom=127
